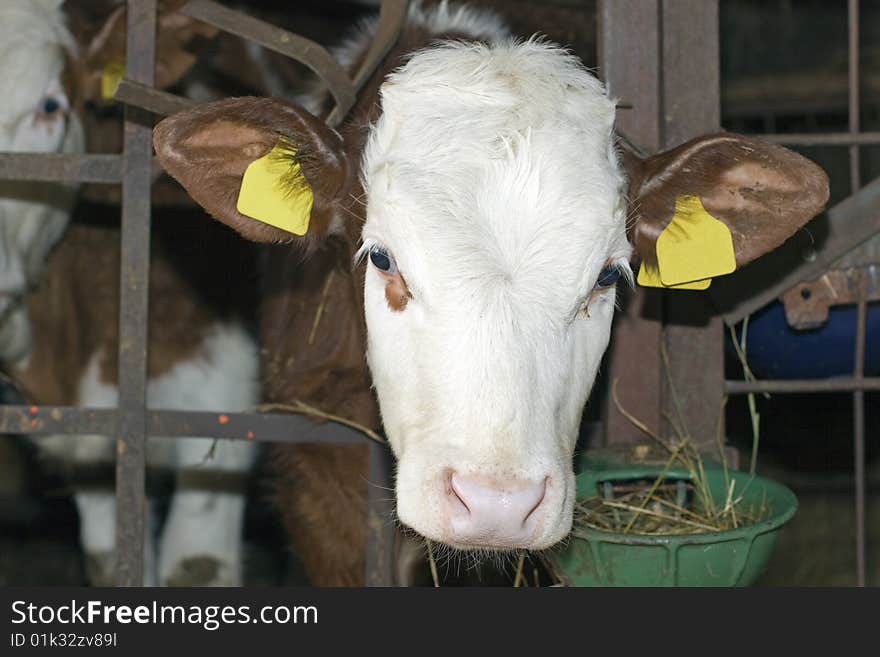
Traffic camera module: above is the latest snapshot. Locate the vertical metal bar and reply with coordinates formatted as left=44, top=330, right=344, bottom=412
left=365, top=442, right=395, bottom=586
left=661, top=0, right=725, bottom=450
left=599, top=0, right=665, bottom=445
left=848, top=0, right=866, bottom=588
left=115, top=0, right=156, bottom=587
left=849, top=0, right=861, bottom=194
left=853, top=271, right=868, bottom=587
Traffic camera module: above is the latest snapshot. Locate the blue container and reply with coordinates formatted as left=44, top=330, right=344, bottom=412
left=730, top=300, right=880, bottom=379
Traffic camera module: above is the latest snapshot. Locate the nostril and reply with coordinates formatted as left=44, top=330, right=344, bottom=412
left=447, top=472, right=471, bottom=515
left=523, top=477, right=548, bottom=525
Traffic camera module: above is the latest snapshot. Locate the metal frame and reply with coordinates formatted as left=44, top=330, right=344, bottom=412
left=0, top=0, right=395, bottom=587
left=601, top=0, right=877, bottom=587
left=721, top=0, right=875, bottom=588
left=600, top=0, right=725, bottom=451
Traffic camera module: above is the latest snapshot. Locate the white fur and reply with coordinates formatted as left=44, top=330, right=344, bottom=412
left=0, top=1, right=84, bottom=366
left=74, top=490, right=158, bottom=586
left=359, top=20, right=631, bottom=549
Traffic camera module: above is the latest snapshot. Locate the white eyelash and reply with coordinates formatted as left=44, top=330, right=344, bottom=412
left=354, top=237, right=383, bottom=266
left=614, top=257, right=635, bottom=288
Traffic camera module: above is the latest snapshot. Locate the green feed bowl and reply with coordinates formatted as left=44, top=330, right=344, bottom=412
left=556, top=453, right=798, bottom=587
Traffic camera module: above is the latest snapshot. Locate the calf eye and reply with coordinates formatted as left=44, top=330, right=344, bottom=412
left=369, top=246, right=397, bottom=275
left=42, top=97, right=61, bottom=114
left=595, top=264, right=621, bottom=288
left=36, top=95, right=65, bottom=120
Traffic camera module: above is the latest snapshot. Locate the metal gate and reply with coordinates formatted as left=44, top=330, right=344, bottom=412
left=0, top=0, right=396, bottom=587
left=601, top=0, right=879, bottom=587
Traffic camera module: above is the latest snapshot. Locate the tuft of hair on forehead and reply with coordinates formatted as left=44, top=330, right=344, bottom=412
left=366, top=38, right=620, bottom=187
left=379, top=38, right=615, bottom=134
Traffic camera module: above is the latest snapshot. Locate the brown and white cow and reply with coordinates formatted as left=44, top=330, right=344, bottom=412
left=154, top=1, right=829, bottom=584
left=0, top=0, right=258, bottom=586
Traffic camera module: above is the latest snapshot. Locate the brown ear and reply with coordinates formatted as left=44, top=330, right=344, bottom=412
left=624, top=133, right=830, bottom=269
left=153, top=97, right=349, bottom=245
left=76, top=1, right=218, bottom=102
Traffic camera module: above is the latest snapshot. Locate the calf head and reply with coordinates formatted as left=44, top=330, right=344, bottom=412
left=0, top=1, right=221, bottom=365
left=155, top=41, right=828, bottom=551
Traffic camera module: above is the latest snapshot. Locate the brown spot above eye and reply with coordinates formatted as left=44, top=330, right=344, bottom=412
left=384, top=273, right=412, bottom=311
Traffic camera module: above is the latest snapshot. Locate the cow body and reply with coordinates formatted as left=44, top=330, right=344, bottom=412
left=0, top=1, right=259, bottom=586
left=154, top=0, right=829, bottom=585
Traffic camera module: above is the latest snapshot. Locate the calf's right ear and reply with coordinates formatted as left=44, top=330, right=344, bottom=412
left=153, top=97, right=349, bottom=245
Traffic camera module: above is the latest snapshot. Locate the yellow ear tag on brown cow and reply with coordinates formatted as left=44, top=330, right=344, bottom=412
left=101, top=58, right=126, bottom=101
left=236, top=144, right=313, bottom=236
left=637, top=262, right=712, bottom=290
left=655, top=194, right=736, bottom=286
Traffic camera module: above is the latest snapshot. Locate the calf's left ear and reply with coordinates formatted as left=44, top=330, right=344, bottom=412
left=623, top=133, right=829, bottom=289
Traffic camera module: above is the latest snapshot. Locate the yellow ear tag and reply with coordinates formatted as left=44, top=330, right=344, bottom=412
left=655, top=194, right=736, bottom=286
left=236, top=144, right=313, bottom=236
left=637, top=262, right=712, bottom=290
left=101, top=58, right=126, bottom=101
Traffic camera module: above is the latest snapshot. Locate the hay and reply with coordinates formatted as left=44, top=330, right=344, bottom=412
left=571, top=342, right=771, bottom=537
left=256, top=400, right=386, bottom=445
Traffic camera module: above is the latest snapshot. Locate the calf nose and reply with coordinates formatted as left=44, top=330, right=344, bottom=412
left=445, top=472, right=547, bottom=547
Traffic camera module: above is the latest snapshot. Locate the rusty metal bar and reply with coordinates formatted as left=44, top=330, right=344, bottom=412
left=114, top=78, right=196, bottom=116
left=114, top=0, right=155, bottom=587
left=0, top=405, right=376, bottom=445
left=848, top=0, right=867, bottom=588
left=180, top=0, right=356, bottom=119
left=853, top=272, right=868, bottom=586
left=718, top=176, right=880, bottom=325
left=0, top=154, right=122, bottom=183
left=661, top=0, right=724, bottom=449
left=849, top=0, right=861, bottom=194
left=0, top=406, right=116, bottom=435
left=148, top=410, right=373, bottom=444
left=760, top=132, right=880, bottom=147
left=365, top=442, right=395, bottom=586
left=326, top=0, right=409, bottom=126
left=725, top=378, right=880, bottom=394
left=598, top=0, right=664, bottom=446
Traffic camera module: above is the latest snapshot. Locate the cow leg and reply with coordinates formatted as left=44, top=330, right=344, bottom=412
left=73, top=487, right=157, bottom=586
left=148, top=324, right=259, bottom=586
left=157, top=437, right=255, bottom=586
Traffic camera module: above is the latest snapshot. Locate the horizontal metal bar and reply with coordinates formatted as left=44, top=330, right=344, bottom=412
left=147, top=410, right=371, bottom=444
left=725, top=378, right=880, bottom=394
left=0, top=405, right=373, bottom=445
left=114, top=78, right=196, bottom=116
left=759, top=132, right=880, bottom=146
left=0, top=154, right=122, bottom=183
left=0, top=405, right=116, bottom=435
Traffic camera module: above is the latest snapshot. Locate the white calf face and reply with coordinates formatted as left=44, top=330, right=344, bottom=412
left=361, top=42, right=630, bottom=550
left=0, top=3, right=83, bottom=340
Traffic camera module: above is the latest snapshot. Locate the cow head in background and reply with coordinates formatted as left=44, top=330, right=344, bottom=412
left=0, top=0, right=84, bottom=363
left=154, top=40, right=829, bottom=551
left=0, top=1, right=217, bottom=366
